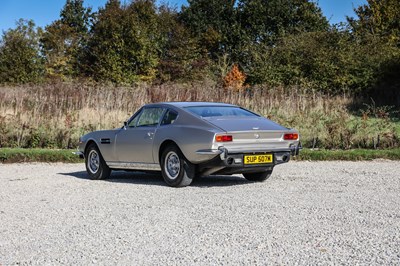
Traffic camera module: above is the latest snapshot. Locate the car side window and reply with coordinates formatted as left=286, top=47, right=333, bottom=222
left=137, top=107, right=165, bottom=127
left=128, top=112, right=140, bottom=127
left=161, top=110, right=178, bottom=126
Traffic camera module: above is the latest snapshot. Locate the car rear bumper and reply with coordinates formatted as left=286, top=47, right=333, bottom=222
left=196, top=144, right=301, bottom=176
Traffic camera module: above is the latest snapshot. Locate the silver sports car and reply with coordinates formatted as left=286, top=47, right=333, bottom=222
left=77, top=102, right=301, bottom=187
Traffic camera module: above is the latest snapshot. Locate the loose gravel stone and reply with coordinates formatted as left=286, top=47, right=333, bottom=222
left=0, top=161, right=399, bottom=265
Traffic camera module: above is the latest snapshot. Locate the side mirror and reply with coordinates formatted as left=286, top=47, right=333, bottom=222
left=123, top=121, right=128, bottom=129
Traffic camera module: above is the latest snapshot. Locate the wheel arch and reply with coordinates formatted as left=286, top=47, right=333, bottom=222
left=158, top=140, right=178, bottom=163
left=84, top=139, right=100, bottom=156
left=84, top=139, right=111, bottom=180
left=159, top=139, right=196, bottom=187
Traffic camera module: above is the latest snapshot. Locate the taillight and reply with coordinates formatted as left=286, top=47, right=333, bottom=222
left=215, top=135, right=233, bottom=142
left=283, top=133, right=299, bottom=140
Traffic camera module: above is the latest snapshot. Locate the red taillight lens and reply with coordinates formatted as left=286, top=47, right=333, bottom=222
left=283, top=133, right=299, bottom=140
left=215, top=135, right=233, bottom=142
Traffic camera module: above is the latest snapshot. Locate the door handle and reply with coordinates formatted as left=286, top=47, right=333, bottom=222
left=147, top=132, right=154, bottom=137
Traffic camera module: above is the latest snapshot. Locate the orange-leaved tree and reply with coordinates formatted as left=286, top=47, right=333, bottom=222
left=223, top=63, right=247, bottom=91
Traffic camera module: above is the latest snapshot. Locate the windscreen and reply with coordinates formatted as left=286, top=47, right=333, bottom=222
left=185, top=106, right=259, bottom=118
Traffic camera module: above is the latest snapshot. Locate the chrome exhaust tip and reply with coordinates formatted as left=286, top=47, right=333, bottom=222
left=226, top=157, right=234, bottom=165
left=276, top=152, right=290, bottom=164
left=282, top=155, right=289, bottom=162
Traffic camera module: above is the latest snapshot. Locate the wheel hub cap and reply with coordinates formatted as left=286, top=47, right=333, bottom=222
left=165, top=152, right=180, bottom=179
left=88, top=150, right=100, bottom=174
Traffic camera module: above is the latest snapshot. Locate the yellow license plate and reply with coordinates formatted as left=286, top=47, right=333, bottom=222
left=244, top=154, right=273, bottom=164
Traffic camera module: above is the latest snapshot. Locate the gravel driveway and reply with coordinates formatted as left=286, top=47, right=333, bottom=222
left=0, top=161, right=399, bottom=265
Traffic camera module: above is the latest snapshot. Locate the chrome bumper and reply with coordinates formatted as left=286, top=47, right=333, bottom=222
left=73, top=151, right=84, bottom=159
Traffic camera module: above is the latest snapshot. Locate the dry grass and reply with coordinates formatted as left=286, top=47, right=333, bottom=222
left=0, top=81, right=398, bottom=149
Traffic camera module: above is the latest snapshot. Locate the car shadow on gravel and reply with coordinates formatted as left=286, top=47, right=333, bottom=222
left=59, top=171, right=250, bottom=187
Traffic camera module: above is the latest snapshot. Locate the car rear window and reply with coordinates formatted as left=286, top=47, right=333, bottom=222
left=185, top=106, right=259, bottom=118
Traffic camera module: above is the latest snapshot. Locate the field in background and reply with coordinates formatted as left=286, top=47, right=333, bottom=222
left=0, top=82, right=399, bottom=150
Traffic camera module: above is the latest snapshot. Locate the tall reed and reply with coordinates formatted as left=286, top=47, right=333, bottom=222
left=0, top=81, right=398, bottom=149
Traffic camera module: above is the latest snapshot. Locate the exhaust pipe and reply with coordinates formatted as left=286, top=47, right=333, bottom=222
left=276, top=152, right=290, bottom=164
left=226, top=157, right=234, bottom=165
left=282, top=155, right=289, bottom=162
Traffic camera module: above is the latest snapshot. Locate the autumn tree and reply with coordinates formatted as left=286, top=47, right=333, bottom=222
left=223, top=63, right=246, bottom=91
left=0, top=19, right=44, bottom=83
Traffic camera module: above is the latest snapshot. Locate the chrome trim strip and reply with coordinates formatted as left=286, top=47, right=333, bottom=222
left=196, top=149, right=223, bottom=155
left=225, top=148, right=292, bottom=154
left=107, top=162, right=161, bottom=171
left=226, top=130, right=291, bottom=134
left=100, top=138, right=111, bottom=144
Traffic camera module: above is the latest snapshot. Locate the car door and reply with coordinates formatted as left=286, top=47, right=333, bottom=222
left=115, top=107, right=165, bottom=163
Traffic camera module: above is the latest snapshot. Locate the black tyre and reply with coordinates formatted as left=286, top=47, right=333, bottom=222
left=243, top=170, right=272, bottom=182
left=85, top=143, right=111, bottom=180
left=161, top=145, right=195, bottom=187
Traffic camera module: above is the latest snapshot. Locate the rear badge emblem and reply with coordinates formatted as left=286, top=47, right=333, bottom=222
left=254, top=133, right=260, bottom=139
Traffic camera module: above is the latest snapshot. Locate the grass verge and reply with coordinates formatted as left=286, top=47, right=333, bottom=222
left=1, top=148, right=400, bottom=164
left=0, top=148, right=83, bottom=164
left=296, top=148, right=400, bottom=161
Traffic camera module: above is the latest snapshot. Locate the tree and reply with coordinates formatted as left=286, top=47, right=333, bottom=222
left=86, top=0, right=160, bottom=83
left=348, top=0, right=400, bottom=104
left=157, top=5, right=205, bottom=81
left=223, top=63, right=246, bottom=91
left=238, top=0, right=329, bottom=45
left=60, top=0, right=92, bottom=34
left=41, top=0, right=92, bottom=79
left=180, top=0, right=237, bottom=58
left=348, top=0, right=400, bottom=46
left=0, top=19, right=44, bottom=83
left=233, top=0, right=330, bottom=85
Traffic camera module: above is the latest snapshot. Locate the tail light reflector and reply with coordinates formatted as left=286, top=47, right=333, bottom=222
left=215, top=135, right=233, bottom=142
left=284, top=133, right=299, bottom=140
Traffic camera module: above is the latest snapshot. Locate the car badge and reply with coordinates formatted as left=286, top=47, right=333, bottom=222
left=254, top=133, right=260, bottom=139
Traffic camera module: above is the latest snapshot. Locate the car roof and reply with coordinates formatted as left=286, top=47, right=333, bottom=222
left=146, top=102, right=238, bottom=108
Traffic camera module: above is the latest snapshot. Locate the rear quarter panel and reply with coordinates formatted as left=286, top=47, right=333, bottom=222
left=154, top=125, right=219, bottom=164
left=153, top=109, right=221, bottom=164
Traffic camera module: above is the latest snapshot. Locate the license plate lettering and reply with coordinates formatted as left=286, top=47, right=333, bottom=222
left=244, top=154, right=273, bottom=164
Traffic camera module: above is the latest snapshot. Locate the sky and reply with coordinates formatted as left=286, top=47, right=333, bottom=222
left=0, top=0, right=367, bottom=33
